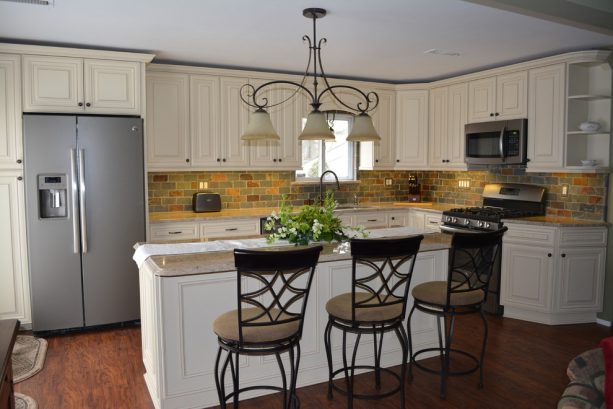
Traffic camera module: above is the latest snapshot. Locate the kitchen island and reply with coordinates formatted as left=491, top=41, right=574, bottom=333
left=136, top=230, right=452, bottom=409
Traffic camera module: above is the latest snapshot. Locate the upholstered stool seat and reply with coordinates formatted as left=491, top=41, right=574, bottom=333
left=326, top=292, right=403, bottom=323
left=411, top=281, right=485, bottom=307
left=213, top=308, right=300, bottom=344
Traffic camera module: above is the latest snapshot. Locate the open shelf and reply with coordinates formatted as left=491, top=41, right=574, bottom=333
left=566, top=131, right=610, bottom=135
left=568, top=94, right=610, bottom=101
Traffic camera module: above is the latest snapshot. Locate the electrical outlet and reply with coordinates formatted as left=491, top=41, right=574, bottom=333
left=199, top=181, right=208, bottom=190
left=458, top=179, right=470, bottom=189
left=385, top=178, right=393, bottom=186
left=561, top=184, right=569, bottom=197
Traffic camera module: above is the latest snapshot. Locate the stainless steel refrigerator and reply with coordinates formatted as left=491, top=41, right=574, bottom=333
left=23, top=115, right=145, bottom=332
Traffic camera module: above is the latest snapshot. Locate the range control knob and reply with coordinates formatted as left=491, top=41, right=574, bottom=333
left=452, top=217, right=458, bottom=223
left=445, top=216, right=452, bottom=222
left=464, top=219, right=470, bottom=225
left=484, top=222, right=490, bottom=229
left=477, top=221, right=484, bottom=228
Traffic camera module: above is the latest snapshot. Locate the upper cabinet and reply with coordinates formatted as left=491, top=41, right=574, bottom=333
left=428, top=83, right=468, bottom=170
left=468, top=71, right=527, bottom=123
left=0, top=54, right=22, bottom=170
left=395, top=89, right=428, bottom=169
left=359, top=88, right=396, bottom=170
left=23, top=55, right=142, bottom=115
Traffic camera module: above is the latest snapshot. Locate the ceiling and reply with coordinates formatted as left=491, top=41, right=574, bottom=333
left=1, top=0, right=612, bottom=83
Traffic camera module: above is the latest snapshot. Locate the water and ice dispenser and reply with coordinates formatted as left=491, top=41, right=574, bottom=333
left=38, top=174, right=67, bottom=218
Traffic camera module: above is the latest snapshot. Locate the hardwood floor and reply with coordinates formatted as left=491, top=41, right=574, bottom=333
left=14, top=315, right=613, bottom=409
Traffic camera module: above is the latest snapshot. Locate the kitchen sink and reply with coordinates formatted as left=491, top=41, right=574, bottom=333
left=335, top=204, right=377, bottom=210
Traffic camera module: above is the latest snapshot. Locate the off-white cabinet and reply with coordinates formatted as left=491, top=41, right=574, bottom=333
left=526, top=64, right=565, bottom=171
left=428, top=83, right=468, bottom=169
left=395, top=89, right=428, bottom=169
left=501, top=223, right=606, bottom=325
left=23, top=55, right=141, bottom=114
left=0, top=172, right=31, bottom=324
left=149, top=218, right=260, bottom=242
left=0, top=54, right=22, bottom=169
left=359, top=89, right=396, bottom=169
left=408, top=209, right=442, bottom=233
left=468, top=71, right=527, bottom=123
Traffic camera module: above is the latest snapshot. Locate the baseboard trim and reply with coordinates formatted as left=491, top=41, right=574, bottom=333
left=596, top=318, right=612, bottom=327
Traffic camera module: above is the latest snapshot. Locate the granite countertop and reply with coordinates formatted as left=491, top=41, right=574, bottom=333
left=149, top=202, right=450, bottom=223
left=143, top=232, right=452, bottom=277
left=503, top=216, right=608, bottom=227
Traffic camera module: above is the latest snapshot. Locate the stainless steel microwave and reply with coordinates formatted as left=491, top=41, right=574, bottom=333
left=465, top=119, right=527, bottom=165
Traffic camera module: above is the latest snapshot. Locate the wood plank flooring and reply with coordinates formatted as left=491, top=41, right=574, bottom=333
left=14, top=315, right=613, bottom=409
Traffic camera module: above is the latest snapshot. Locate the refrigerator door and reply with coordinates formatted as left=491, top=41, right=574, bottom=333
left=23, top=115, right=85, bottom=331
left=77, top=116, right=145, bottom=326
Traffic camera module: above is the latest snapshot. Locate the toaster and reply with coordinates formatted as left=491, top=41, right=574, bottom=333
left=192, top=192, right=221, bottom=213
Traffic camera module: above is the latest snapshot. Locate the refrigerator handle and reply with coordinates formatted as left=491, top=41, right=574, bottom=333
left=70, top=149, right=80, bottom=254
left=78, top=149, right=88, bottom=253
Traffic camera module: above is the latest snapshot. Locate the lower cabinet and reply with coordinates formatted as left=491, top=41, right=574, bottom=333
left=0, top=172, right=31, bottom=325
left=408, top=209, right=442, bottom=233
left=149, top=218, right=261, bottom=242
left=501, top=223, right=606, bottom=324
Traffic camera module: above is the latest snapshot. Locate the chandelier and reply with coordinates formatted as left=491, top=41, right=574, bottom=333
left=240, top=8, right=380, bottom=142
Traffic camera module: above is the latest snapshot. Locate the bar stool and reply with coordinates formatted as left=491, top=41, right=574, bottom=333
left=407, top=227, right=507, bottom=399
left=324, top=235, right=424, bottom=409
left=213, top=245, right=323, bottom=409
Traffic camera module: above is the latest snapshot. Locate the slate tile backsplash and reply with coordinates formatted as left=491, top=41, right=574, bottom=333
left=148, top=165, right=608, bottom=221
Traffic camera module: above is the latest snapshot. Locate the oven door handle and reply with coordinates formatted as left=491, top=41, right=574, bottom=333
left=440, top=224, right=484, bottom=234
left=499, top=125, right=506, bottom=160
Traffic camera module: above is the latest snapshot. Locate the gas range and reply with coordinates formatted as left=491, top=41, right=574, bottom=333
left=440, top=183, right=546, bottom=234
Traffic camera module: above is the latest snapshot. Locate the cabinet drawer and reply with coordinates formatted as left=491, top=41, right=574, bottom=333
left=503, top=225, right=556, bottom=246
left=150, top=223, right=199, bottom=241
left=559, top=227, right=607, bottom=247
left=200, top=219, right=259, bottom=239
left=424, top=214, right=442, bottom=232
left=387, top=211, right=409, bottom=228
left=354, top=213, right=388, bottom=229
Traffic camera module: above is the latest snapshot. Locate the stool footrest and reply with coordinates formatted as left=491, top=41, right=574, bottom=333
left=412, top=347, right=480, bottom=377
left=329, top=365, right=402, bottom=400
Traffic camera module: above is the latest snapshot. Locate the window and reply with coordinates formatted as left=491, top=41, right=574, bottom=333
left=296, top=114, right=356, bottom=180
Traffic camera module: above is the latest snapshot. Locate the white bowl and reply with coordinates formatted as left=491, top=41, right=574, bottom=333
left=579, top=121, right=601, bottom=132
left=581, top=159, right=597, bottom=166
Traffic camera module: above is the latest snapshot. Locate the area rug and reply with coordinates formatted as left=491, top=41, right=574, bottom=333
left=14, top=393, right=38, bottom=409
left=12, top=335, right=48, bottom=383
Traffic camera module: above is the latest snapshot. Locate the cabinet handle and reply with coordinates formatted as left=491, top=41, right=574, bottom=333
left=222, top=158, right=226, bottom=162
left=547, top=253, right=552, bottom=257
left=273, top=158, right=277, bottom=162
left=217, top=158, right=221, bottom=162
left=168, top=231, right=182, bottom=235
left=278, top=158, right=282, bottom=162
left=86, top=102, right=91, bottom=107
left=391, top=217, right=396, bottom=220
left=495, top=112, right=499, bottom=116
left=396, top=159, right=400, bottom=163
left=375, top=159, right=379, bottom=163
left=225, top=228, right=238, bottom=231
left=489, top=113, right=494, bottom=117
left=16, top=159, right=22, bottom=164
left=367, top=219, right=377, bottom=222
left=186, top=158, right=190, bottom=163
left=561, top=253, right=566, bottom=258
left=78, top=102, right=83, bottom=107
left=17, top=176, right=23, bottom=181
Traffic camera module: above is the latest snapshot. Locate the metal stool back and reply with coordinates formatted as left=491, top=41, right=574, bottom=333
left=213, top=245, right=323, bottom=409
left=408, top=227, right=507, bottom=399
left=324, top=235, right=424, bottom=409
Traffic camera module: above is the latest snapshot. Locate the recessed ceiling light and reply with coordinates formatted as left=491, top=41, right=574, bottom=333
left=424, top=48, right=461, bottom=57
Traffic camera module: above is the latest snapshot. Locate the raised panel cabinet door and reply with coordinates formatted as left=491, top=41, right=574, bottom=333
left=447, top=82, right=468, bottom=167
left=408, top=210, right=425, bottom=231
left=500, top=244, right=553, bottom=312
left=23, top=55, right=84, bottom=112
left=468, top=76, right=496, bottom=123
left=84, top=59, right=140, bottom=114
left=387, top=211, right=409, bottom=227
left=0, top=54, right=22, bottom=169
left=395, top=90, right=428, bottom=168
left=369, top=89, right=396, bottom=169
left=557, top=247, right=605, bottom=311
left=219, top=76, right=249, bottom=167
left=428, top=87, right=448, bottom=167
left=146, top=72, right=191, bottom=169
left=527, top=64, right=565, bottom=170
left=496, top=71, right=527, bottom=120
left=247, top=79, right=283, bottom=168
left=0, top=172, right=31, bottom=324
left=190, top=75, right=220, bottom=167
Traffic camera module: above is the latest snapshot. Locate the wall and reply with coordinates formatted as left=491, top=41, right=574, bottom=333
left=148, top=166, right=608, bottom=221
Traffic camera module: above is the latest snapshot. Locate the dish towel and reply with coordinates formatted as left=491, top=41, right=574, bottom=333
left=599, top=336, right=613, bottom=409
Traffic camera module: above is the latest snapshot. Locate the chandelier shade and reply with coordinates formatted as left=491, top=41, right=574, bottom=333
left=240, top=8, right=380, bottom=143
left=241, top=108, right=281, bottom=141
left=346, top=113, right=381, bottom=142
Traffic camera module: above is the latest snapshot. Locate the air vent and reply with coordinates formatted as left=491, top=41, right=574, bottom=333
left=0, top=0, right=52, bottom=5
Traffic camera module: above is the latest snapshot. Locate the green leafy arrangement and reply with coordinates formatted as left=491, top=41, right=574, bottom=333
left=264, top=192, right=366, bottom=245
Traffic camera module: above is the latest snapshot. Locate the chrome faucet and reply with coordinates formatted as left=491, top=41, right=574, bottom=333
left=319, top=170, right=340, bottom=204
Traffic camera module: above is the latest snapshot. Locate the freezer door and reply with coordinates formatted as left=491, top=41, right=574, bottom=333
left=77, top=116, right=145, bottom=326
left=23, top=115, right=85, bottom=332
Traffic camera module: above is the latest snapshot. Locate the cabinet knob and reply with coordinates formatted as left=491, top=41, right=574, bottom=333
left=16, top=159, right=22, bottom=164
left=396, top=159, right=400, bottom=163
left=273, top=158, right=277, bottom=162
left=217, top=158, right=221, bottom=162
left=489, top=113, right=494, bottom=117
left=86, top=102, right=91, bottom=107
left=222, top=158, right=226, bottom=162
left=78, top=102, right=83, bottom=107
left=375, top=159, right=379, bottom=163
left=185, top=158, right=190, bottom=163
left=547, top=253, right=552, bottom=257
left=278, top=158, right=282, bottom=162
left=561, top=253, right=566, bottom=258
left=495, top=112, right=499, bottom=116
left=17, top=176, right=23, bottom=181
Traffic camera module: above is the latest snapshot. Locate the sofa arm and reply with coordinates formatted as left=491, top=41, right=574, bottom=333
left=557, top=382, right=605, bottom=409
